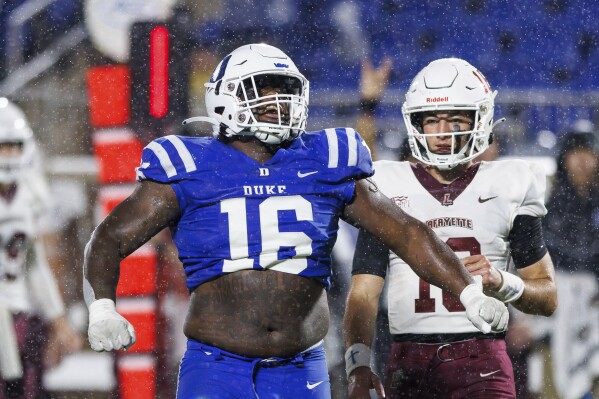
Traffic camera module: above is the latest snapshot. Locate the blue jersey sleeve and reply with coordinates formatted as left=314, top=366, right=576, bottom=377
left=135, top=135, right=198, bottom=183
left=303, top=127, right=374, bottom=183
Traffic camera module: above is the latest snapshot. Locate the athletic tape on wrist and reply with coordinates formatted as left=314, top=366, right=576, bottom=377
left=496, top=270, right=525, bottom=303
left=88, top=298, right=117, bottom=324
left=459, top=283, right=483, bottom=306
left=459, top=283, right=492, bottom=334
left=345, top=343, right=371, bottom=378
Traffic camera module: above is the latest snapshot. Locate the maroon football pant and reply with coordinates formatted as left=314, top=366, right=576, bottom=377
left=385, top=339, right=516, bottom=399
left=0, top=313, right=48, bottom=399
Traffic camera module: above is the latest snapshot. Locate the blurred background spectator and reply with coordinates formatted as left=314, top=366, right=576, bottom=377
left=536, top=124, right=599, bottom=399
left=544, top=124, right=599, bottom=279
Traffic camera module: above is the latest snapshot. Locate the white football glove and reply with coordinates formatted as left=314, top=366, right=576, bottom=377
left=460, top=284, right=509, bottom=333
left=88, top=298, right=136, bottom=352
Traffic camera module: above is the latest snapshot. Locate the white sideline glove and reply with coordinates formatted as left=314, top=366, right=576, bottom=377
left=88, top=298, right=136, bottom=352
left=460, top=284, right=509, bottom=333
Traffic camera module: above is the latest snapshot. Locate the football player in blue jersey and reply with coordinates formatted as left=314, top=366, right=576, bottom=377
left=83, top=44, right=509, bottom=399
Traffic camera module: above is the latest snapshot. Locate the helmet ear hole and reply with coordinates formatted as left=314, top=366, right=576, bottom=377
left=214, top=106, right=224, bottom=115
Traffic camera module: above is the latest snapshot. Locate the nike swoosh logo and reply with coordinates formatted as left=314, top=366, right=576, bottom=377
left=306, top=381, right=324, bottom=390
left=478, top=196, right=498, bottom=203
left=480, top=370, right=501, bottom=377
left=298, top=171, right=318, bottom=178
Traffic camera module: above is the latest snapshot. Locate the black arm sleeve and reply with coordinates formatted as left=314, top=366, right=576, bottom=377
left=508, top=215, right=548, bottom=269
left=351, top=228, right=389, bottom=278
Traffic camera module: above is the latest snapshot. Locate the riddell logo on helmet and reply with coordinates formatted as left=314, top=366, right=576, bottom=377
left=426, top=97, right=449, bottom=103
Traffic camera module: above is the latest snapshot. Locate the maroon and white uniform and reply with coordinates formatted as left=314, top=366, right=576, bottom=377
left=353, top=159, right=547, bottom=398
left=377, top=159, right=546, bottom=335
left=0, top=174, right=64, bottom=399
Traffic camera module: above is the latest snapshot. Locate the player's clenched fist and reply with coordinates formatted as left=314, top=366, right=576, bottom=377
left=459, top=284, right=509, bottom=333
left=87, top=298, right=136, bottom=352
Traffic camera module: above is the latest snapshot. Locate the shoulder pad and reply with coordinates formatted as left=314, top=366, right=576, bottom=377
left=498, top=159, right=548, bottom=217
left=304, top=127, right=373, bottom=175
left=136, top=136, right=198, bottom=183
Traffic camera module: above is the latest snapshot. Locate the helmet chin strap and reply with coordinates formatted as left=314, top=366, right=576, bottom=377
left=253, top=126, right=291, bottom=144
left=431, top=127, right=471, bottom=170
left=183, top=115, right=297, bottom=145
left=436, top=156, right=465, bottom=170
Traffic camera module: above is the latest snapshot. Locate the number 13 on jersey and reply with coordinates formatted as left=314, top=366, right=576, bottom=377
left=415, top=237, right=481, bottom=313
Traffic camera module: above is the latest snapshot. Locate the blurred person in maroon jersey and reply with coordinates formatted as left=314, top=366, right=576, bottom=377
left=0, top=98, right=81, bottom=399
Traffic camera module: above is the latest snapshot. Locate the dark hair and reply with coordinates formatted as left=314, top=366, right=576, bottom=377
left=398, top=137, right=413, bottom=161
left=555, top=131, right=597, bottom=178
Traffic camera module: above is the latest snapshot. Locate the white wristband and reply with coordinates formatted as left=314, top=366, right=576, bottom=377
left=496, top=270, right=525, bottom=303
left=459, top=283, right=485, bottom=308
left=345, top=343, right=371, bottom=378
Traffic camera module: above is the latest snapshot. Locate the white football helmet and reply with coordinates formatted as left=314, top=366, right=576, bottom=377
left=186, top=43, right=309, bottom=145
left=402, top=58, right=500, bottom=169
left=0, top=98, right=36, bottom=184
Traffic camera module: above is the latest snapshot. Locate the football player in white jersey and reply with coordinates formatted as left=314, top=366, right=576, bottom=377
left=0, top=98, right=81, bottom=398
left=343, top=58, right=558, bottom=399
left=83, top=45, right=509, bottom=399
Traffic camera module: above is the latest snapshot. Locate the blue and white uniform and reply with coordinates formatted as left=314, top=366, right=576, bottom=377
left=137, top=128, right=372, bottom=291
left=136, top=128, right=373, bottom=399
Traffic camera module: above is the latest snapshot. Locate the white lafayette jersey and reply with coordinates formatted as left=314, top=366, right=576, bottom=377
left=0, top=177, right=49, bottom=314
left=373, top=159, right=547, bottom=335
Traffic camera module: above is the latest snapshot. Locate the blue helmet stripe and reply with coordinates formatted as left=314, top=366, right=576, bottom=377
left=210, top=54, right=232, bottom=83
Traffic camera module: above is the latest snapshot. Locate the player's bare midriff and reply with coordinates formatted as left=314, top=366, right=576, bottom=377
left=183, top=269, right=330, bottom=358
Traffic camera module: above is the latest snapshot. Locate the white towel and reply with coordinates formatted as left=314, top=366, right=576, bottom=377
left=0, top=304, right=23, bottom=380
left=551, top=271, right=599, bottom=399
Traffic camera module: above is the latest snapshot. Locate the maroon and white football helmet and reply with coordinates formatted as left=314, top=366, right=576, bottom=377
left=0, top=98, right=36, bottom=183
left=402, top=58, right=501, bottom=169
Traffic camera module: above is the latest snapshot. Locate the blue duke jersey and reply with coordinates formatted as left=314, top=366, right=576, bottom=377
left=136, top=128, right=373, bottom=291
